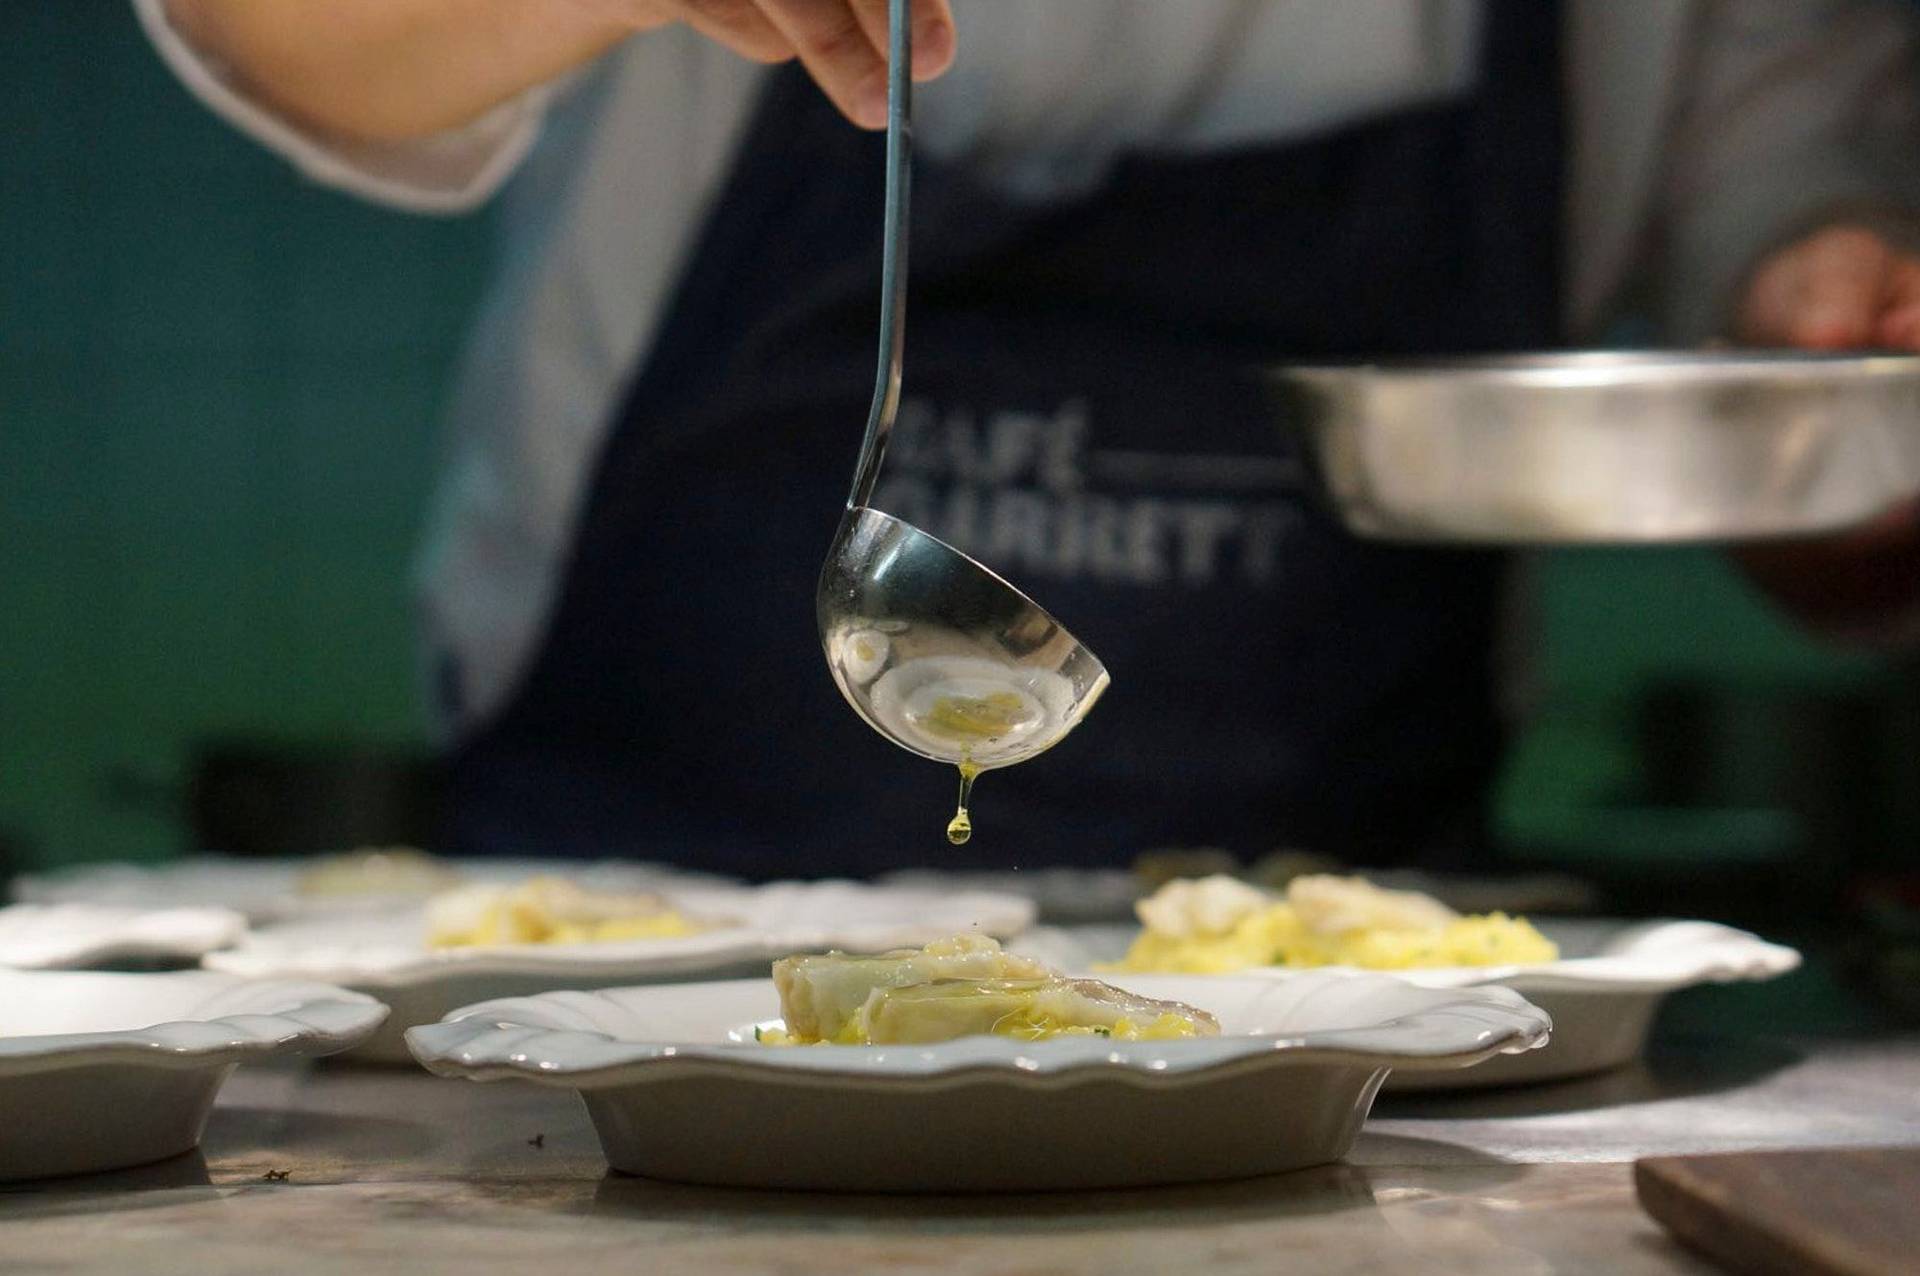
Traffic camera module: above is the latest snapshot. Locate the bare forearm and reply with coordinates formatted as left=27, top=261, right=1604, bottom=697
left=166, top=0, right=633, bottom=142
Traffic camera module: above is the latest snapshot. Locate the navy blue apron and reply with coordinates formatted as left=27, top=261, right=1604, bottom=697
left=449, top=3, right=1564, bottom=879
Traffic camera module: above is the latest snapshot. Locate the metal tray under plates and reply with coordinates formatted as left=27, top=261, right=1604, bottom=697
left=1269, top=351, right=1920, bottom=543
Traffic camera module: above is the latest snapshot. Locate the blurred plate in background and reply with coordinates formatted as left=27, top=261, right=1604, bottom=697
left=0, top=903, right=247, bottom=971
left=10, top=855, right=729, bottom=924
left=1015, top=917, right=1799, bottom=1090
left=0, top=969, right=384, bottom=1181
left=205, top=880, right=1035, bottom=1061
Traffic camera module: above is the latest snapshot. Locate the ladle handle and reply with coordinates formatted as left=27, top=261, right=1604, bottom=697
left=845, top=0, right=913, bottom=512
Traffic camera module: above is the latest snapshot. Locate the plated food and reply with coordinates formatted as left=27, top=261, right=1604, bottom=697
left=1016, top=907, right=1801, bottom=1090
left=205, top=880, right=1036, bottom=1061
left=1111, top=874, right=1558, bottom=974
left=767, top=935, right=1216, bottom=1044
left=425, top=876, right=721, bottom=948
left=407, top=946, right=1550, bottom=1190
left=0, top=969, right=385, bottom=1180
left=294, top=846, right=464, bottom=900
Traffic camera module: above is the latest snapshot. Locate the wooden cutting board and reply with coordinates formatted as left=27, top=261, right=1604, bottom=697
left=1636, top=1147, right=1920, bottom=1276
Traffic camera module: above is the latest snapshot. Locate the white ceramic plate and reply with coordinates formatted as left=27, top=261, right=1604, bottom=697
left=1012, top=919, right=1801, bottom=1089
left=0, top=969, right=387, bottom=1180
left=407, top=972, right=1551, bottom=1191
left=206, top=881, right=1036, bottom=1061
left=10, top=855, right=727, bottom=923
left=0, top=903, right=249, bottom=970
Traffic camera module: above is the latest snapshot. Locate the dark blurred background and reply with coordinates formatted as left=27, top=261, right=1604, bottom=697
left=2, top=7, right=1916, bottom=1010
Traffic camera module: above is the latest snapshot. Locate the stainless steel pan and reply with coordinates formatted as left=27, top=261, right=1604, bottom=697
left=1268, top=351, right=1920, bottom=543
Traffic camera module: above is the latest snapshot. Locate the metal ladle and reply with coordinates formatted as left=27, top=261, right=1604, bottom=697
left=816, top=0, right=1109, bottom=794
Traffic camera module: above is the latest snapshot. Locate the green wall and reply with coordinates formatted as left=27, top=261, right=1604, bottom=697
left=1, top=6, right=1907, bottom=872
left=1503, top=547, right=1894, bottom=855
left=1, top=4, right=491, bottom=865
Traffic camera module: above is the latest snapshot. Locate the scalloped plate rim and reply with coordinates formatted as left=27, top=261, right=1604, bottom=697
left=0, top=971, right=390, bottom=1076
left=405, top=973, right=1553, bottom=1090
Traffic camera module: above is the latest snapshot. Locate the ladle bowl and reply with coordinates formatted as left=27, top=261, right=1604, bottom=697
left=819, top=507, right=1109, bottom=768
left=815, top=0, right=1107, bottom=771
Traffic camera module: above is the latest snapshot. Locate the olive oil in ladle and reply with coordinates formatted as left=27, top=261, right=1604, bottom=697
left=946, top=759, right=981, bottom=845
left=916, top=691, right=1037, bottom=847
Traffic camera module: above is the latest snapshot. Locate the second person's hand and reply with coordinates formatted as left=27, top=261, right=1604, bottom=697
left=567, top=0, right=956, bottom=129
left=1737, top=223, right=1920, bottom=350
left=1729, top=221, right=1920, bottom=644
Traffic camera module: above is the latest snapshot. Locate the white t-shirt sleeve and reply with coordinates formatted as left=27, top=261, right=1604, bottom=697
left=132, top=0, right=547, bottom=214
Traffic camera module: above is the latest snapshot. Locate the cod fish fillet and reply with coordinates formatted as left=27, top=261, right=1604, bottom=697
left=771, top=935, right=1218, bottom=1045
left=772, top=934, right=1053, bottom=1043
left=860, top=976, right=1220, bottom=1044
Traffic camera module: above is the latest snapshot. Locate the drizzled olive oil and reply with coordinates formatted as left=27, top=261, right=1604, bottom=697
left=921, top=692, right=1034, bottom=742
left=913, top=691, right=1029, bottom=847
left=946, top=758, right=981, bottom=845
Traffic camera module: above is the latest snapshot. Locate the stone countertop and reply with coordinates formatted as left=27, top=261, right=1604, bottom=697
left=2, top=1032, right=1915, bottom=1276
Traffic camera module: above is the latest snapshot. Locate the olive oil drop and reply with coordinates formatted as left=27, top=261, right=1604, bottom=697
left=918, top=691, right=1037, bottom=848
left=946, top=759, right=981, bottom=845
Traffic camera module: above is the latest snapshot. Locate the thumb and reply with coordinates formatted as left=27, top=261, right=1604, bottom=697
left=1738, top=226, right=1892, bottom=349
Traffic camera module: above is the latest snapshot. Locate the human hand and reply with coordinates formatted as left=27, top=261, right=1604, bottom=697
left=1731, top=223, right=1920, bottom=643
left=1737, top=223, right=1920, bottom=351
left=563, top=0, right=956, bottom=129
